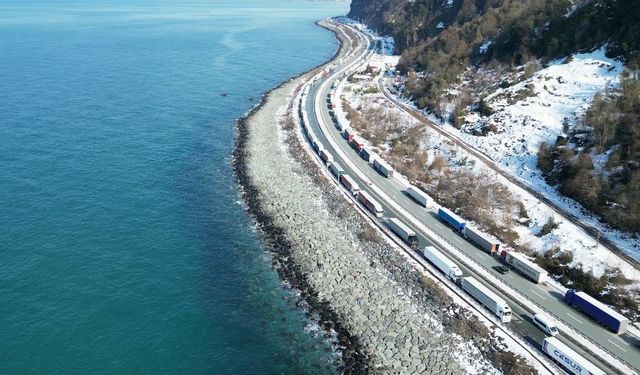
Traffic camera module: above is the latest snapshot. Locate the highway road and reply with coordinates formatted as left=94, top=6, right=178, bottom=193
left=302, top=19, right=640, bottom=375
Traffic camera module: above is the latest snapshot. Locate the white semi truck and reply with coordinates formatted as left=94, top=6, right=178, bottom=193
left=422, top=246, right=462, bottom=283
left=407, top=185, right=432, bottom=207
left=462, top=277, right=512, bottom=323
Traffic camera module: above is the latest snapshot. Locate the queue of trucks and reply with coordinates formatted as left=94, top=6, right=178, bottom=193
left=301, top=64, right=626, bottom=373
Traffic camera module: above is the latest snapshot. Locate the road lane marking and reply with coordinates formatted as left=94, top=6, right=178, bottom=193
left=565, top=312, right=583, bottom=324
left=607, top=339, right=628, bottom=352
left=507, top=274, right=514, bottom=279
left=530, top=290, right=546, bottom=301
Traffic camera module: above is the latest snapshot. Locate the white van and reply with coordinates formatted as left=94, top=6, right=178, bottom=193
left=533, top=313, right=559, bottom=336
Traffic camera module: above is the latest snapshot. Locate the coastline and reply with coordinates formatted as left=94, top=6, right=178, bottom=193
left=232, top=22, right=368, bottom=373
left=232, top=20, right=480, bottom=375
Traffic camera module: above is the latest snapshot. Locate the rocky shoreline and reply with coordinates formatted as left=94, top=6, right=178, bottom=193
left=232, top=78, right=369, bottom=372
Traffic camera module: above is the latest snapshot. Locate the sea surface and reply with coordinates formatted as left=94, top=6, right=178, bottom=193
left=0, top=1, right=348, bottom=373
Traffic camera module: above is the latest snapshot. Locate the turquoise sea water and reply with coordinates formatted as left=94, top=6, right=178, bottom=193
left=0, top=1, right=348, bottom=373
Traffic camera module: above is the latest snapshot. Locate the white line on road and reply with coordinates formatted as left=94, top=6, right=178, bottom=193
left=565, top=312, right=583, bottom=324
left=530, top=290, right=546, bottom=301
left=507, top=274, right=514, bottom=279
left=607, top=339, right=628, bottom=352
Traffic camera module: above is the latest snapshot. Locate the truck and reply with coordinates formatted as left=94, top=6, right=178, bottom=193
left=343, top=128, right=354, bottom=142
left=334, top=118, right=343, bottom=131
left=464, top=226, right=500, bottom=254
left=319, top=149, right=333, bottom=165
left=564, top=289, right=629, bottom=334
left=351, top=136, right=365, bottom=152
left=462, top=277, right=512, bottom=323
left=438, top=207, right=466, bottom=232
left=422, top=246, right=462, bottom=283
left=360, top=148, right=372, bottom=162
left=358, top=190, right=383, bottom=217
left=329, top=162, right=344, bottom=178
left=312, top=140, right=324, bottom=154
left=499, top=250, right=547, bottom=284
left=340, top=174, right=360, bottom=196
left=406, top=185, right=431, bottom=207
left=385, top=218, right=418, bottom=248
left=542, top=337, right=605, bottom=375
left=373, top=158, right=393, bottom=178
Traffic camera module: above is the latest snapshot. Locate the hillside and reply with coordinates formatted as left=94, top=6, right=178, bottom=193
left=347, top=0, right=640, bottom=234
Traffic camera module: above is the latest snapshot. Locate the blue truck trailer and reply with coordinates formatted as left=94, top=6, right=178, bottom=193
left=564, top=289, right=629, bottom=334
left=438, top=207, right=466, bottom=232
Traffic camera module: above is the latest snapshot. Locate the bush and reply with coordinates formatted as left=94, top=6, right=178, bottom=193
left=479, top=98, right=494, bottom=117
left=537, top=217, right=559, bottom=237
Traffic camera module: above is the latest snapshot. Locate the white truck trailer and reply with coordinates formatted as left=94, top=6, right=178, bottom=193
left=422, top=246, right=462, bottom=283
left=407, top=185, right=432, bottom=207
left=500, top=250, right=548, bottom=284
left=373, top=158, right=393, bottom=178
left=385, top=218, right=418, bottom=248
left=542, top=337, right=605, bottom=375
left=462, top=277, right=512, bottom=323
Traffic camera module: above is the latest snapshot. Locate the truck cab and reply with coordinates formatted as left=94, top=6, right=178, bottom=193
left=499, top=305, right=512, bottom=323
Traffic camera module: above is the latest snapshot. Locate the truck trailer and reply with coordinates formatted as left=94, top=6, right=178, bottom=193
left=339, top=174, right=360, bottom=196
left=462, top=277, right=512, bottom=323
left=329, top=162, right=344, bottom=178
left=386, top=218, right=418, bottom=248
left=343, top=128, right=355, bottom=142
left=499, top=250, right=547, bottom=284
left=422, top=246, right=462, bottom=283
left=357, top=191, right=383, bottom=217
left=312, top=140, right=324, bottom=154
left=464, top=226, right=500, bottom=254
left=542, top=337, right=605, bottom=375
left=406, top=185, right=431, bottom=207
left=564, top=289, right=629, bottom=334
left=373, top=158, right=393, bottom=178
left=360, top=148, right=372, bottom=162
left=438, top=207, right=466, bottom=232
left=319, top=149, right=333, bottom=165
left=351, top=136, right=365, bottom=152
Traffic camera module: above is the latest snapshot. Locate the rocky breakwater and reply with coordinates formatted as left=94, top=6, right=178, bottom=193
left=234, top=72, right=493, bottom=372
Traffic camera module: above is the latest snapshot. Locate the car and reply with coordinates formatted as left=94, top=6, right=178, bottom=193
left=493, top=265, right=509, bottom=275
